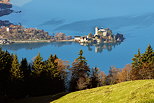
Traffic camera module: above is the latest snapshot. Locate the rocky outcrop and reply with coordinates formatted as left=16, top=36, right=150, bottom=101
left=0, top=3, right=13, bottom=17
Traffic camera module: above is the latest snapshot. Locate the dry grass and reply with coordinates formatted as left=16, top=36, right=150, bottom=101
left=52, top=80, right=154, bottom=103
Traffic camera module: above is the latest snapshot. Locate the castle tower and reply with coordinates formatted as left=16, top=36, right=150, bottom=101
left=95, top=27, right=99, bottom=36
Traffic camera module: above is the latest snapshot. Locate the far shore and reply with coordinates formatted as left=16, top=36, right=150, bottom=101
left=11, top=39, right=75, bottom=44
left=54, top=39, right=74, bottom=42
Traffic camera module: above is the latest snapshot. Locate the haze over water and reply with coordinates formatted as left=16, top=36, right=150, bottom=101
left=1, top=0, right=154, bottom=73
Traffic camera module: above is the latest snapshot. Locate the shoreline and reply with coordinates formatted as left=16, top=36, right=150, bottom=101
left=13, top=40, right=51, bottom=43
left=0, top=39, right=122, bottom=45
left=11, top=39, right=75, bottom=44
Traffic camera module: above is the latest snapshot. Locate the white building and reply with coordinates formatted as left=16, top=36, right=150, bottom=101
left=94, top=27, right=108, bottom=37
left=6, top=27, right=9, bottom=32
left=74, top=36, right=81, bottom=41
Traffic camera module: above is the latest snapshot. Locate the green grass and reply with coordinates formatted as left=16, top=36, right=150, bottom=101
left=52, top=80, right=154, bottom=103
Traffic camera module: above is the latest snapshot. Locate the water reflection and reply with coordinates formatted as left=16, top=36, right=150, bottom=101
left=80, top=42, right=122, bottom=53
left=0, top=41, right=75, bottom=51
left=0, top=41, right=121, bottom=53
left=0, top=42, right=50, bottom=51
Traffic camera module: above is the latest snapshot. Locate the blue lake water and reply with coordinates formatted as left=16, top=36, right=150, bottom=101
left=0, top=0, right=154, bottom=73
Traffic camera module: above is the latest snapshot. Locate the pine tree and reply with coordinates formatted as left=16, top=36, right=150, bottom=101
left=0, top=49, right=13, bottom=96
left=45, top=54, right=58, bottom=77
left=130, top=45, right=154, bottom=80
left=19, top=58, right=31, bottom=97
left=70, top=50, right=90, bottom=91
left=10, top=54, right=23, bottom=80
left=20, top=58, right=31, bottom=79
left=32, top=53, right=44, bottom=75
left=131, top=49, right=142, bottom=80
left=45, top=55, right=66, bottom=94
left=141, top=45, right=154, bottom=79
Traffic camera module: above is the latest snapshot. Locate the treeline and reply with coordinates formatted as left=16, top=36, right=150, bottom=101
left=0, top=49, right=67, bottom=102
left=0, top=45, right=153, bottom=102
left=70, top=45, right=154, bottom=91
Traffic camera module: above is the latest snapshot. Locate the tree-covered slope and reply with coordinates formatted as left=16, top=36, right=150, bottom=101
left=52, top=80, right=154, bottom=103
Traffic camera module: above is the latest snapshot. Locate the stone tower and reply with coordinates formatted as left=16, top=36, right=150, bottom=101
left=95, top=27, right=99, bottom=35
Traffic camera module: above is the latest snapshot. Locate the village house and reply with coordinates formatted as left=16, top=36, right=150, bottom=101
left=79, top=37, right=89, bottom=43
left=74, top=36, right=81, bottom=41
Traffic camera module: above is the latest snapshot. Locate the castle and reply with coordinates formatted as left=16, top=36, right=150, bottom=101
left=94, top=27, right=109, bottom=37
left=74, top=27, right=124, bottom=44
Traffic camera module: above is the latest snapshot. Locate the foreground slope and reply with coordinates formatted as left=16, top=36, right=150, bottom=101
left=52, top=80, right=154, bottom=103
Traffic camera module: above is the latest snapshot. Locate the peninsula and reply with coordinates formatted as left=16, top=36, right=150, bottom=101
left=0, top=25, right=52, bottom=44
left=0, top=24, right=73, bottom=44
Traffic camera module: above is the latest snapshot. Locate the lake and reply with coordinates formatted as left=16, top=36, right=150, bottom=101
left=0, top=0, right=154, bottom=73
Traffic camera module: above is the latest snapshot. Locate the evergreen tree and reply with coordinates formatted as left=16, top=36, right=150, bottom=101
left=140, top=45, right=154, bottom=79
left=45, top=54, right=58, bottom=77
left=32, top=53, right=44, bottom=75
left=131, top=49, right=142, bottom=80
left=9, top=54, right=24, bottom=98
left=44, top=54, right=66, bottom=94
left=0, top=49, right=13, bottom=96
left=20, top=58, right=31, bottom=79
left=10, top=54, right=23, bottom=80
left=70, top=50, right=90, bottom=91
left=20, top=58, right=31, bottom=96
left=30, top=53, right=66, bottom=96
left=142, top=45, right=153, bottom=62
left=130, top=45, right=154, bottom=80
